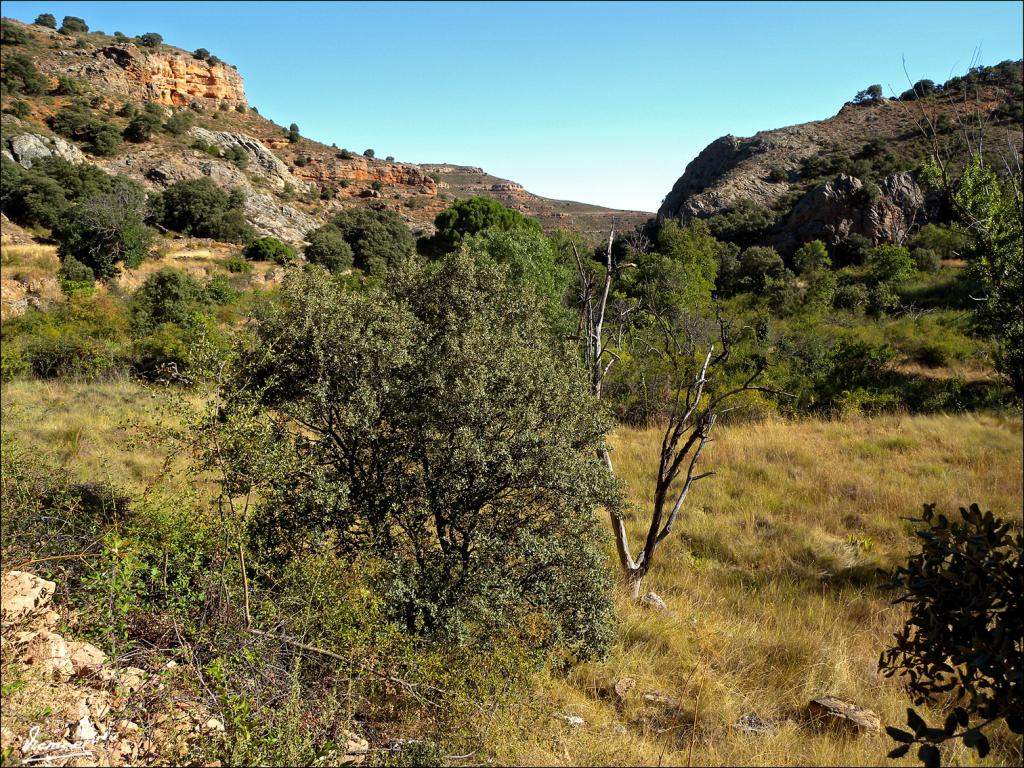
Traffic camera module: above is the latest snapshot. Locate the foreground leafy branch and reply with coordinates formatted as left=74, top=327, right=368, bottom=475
left=880, top=503, right=1023, bottom=766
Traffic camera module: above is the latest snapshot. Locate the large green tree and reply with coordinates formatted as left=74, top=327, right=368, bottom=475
left=53, top=178, right=152, bottom=279
left=418, top=196, right=542, bottom=258
left=947, top=158, right=1023, bottom=396
left=205, top=254, right=617, bottom=657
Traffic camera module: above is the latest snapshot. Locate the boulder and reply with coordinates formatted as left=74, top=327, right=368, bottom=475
left=2, top=571, right=56, bottom=622
left=613, top=677, right=636, bottom=703
left=640, top=591, right=668, bottom=611
left=341, top=730, right=369, bottom=765
left=6, top=134, right=85, bottom=169
left=772, top=172, right=930, bottom=254
left=735, top=712, right=777, bottom=735
left=805, top=695, right=881, bottom=734
left=22, top=630, right=74, bottom=681
left=67, top=640, right=108, bottom=678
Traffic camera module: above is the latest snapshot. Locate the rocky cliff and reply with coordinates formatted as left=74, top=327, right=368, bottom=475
left=24, top=23, right=246, bottom=108
left=658, top=64, right=1022, bottom=249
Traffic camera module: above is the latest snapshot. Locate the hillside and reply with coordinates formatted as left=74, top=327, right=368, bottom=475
left=0, top=16, right=647, bottom=243
left=657, top=61, right=1023, bottom=251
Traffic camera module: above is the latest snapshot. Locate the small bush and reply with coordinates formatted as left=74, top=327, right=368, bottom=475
left=303, top=225, right=353, bottom=272
left=163, top=111, right=193, bottom=136
left=193, top=48, right=209, bottom=60
left=363, top=148, right=375, bottom=158
left=287, top=123, right=300, bottom=143
left=137, top=32, right=163, bottom=48
left=880, top=503, right=1022, bottom=764
left=868, top=244, right=916, bottom=283
left=130, top=267, right=210, bottom=333
left=911, top=246, right=941, bottom=274
left=234, top=104, right=246, bottom=114
left=34, top=13, right=57, bottom=28
left=833, top=283, right=869, bottom=311
left=224, top=255, right=253, bottom=274
left=1, top=22, right=31, bottom=45
left=244, top=237, right=296, bottom=264
left=59, top=16, right=89, bottom=34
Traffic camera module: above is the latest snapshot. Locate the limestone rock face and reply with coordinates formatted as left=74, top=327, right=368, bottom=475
left=66, top=641, right=108, bottom=679
left=284, top=150, right=438, bottom=194
left=23, top=630, right=74, bottom=681
left=1, top=571, right=56, bottom=622
left=53, top=44, right=246, bottom=108
left=5, top=133, right=85, bottom=169
left=187, top=127, right=300, bottom=192
left=772, top=172, right=930, bottom=252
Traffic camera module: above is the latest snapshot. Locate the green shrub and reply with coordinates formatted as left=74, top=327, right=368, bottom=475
left=868, top=244, right=916, bottom=283
left=417, top=196, right=541, bottom=259
left=130, top=267, right=209, bottom=333
left=54, top=178, right=152, bottom=279
left=1, top=22, right=31, bottom=45
left=34, top=13, right=57, bottom=28
left=52, top=75, right=82, bottom=96
left=150, top=178, right=255, bottom=243
left=908, top=246, right=939, bottom=274
left=244, top=237, right=296, bottom=264
left=328, top=207, right=415, bottom=275
left=287, top=123, right=300, bottom=143
left=205, top=274, right=238, bottom=305
left=831, top=233, right=873, bottom=267
left=793, top=239, right=831, bottom=275
left=163, top=111, right=193, bottom=136
left=363, top=148, right=375, bottom=158
left=193, top=48, right=209, bottom=60
left=234, top=104, right=246, bottom=114
left=225, top=255, right=252, bottom=274
left=867, top=281, right=900, bottom=315
left=5, top=99, right=31, bottom=118
left=123, top=109, right=163, bottom=143
left=137, top=32, right=163, bottom=48
left=50, top=102, right=123, bottom=155
left=705, top=200, right=777, bottom=248
left=57, top=255, right=96, bottom=295
left=223, top=145, right=248, bottom=169
left=293, top=155, right=308, bottom=167
left=1, top=53, right=48, bottom=96
left=880, top=503, right=1022, bottom=764
left=205, top=255, right=616, bottom=657
left=303, top=225, right=352, bottom=272
left=0, top=342, right=29, bottom=382
left=3, top=294, right=131, bottom=380
left=59, top=16, right=89, bottom=34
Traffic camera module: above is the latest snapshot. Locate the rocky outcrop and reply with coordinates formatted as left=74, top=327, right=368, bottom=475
left=52, top=44, right=245, bottom=108
left=96, top=144, right=318, bottom=243
left=0, top=570, right=226, bottom=766
left=285, top=152, right=437, bottom=194
left=805, top=696, right=881, bottom=735
left=188, top=127, right=303, bottom=192
left=3, top=133, right=85, bottom=169
left=771, top=172, right=931, bottom=252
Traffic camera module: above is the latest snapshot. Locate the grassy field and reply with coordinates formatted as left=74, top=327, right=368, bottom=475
left=1, top=381, right=1021, bottom=766
left=506, top=414, right=1023, bottom=766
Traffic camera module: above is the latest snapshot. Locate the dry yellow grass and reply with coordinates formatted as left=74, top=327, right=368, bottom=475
left=2, top=380, right=1021, bottom=766
left=1, top=244, right=62, bottom=321
left=505, top=413, right=1023, bottom=767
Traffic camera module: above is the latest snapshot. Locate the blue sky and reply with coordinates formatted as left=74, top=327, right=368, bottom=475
left=5, top=1, right=1023, bottom=211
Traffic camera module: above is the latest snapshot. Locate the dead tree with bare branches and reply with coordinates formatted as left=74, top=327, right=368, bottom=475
left=571, top=231, right=780, bottom=597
